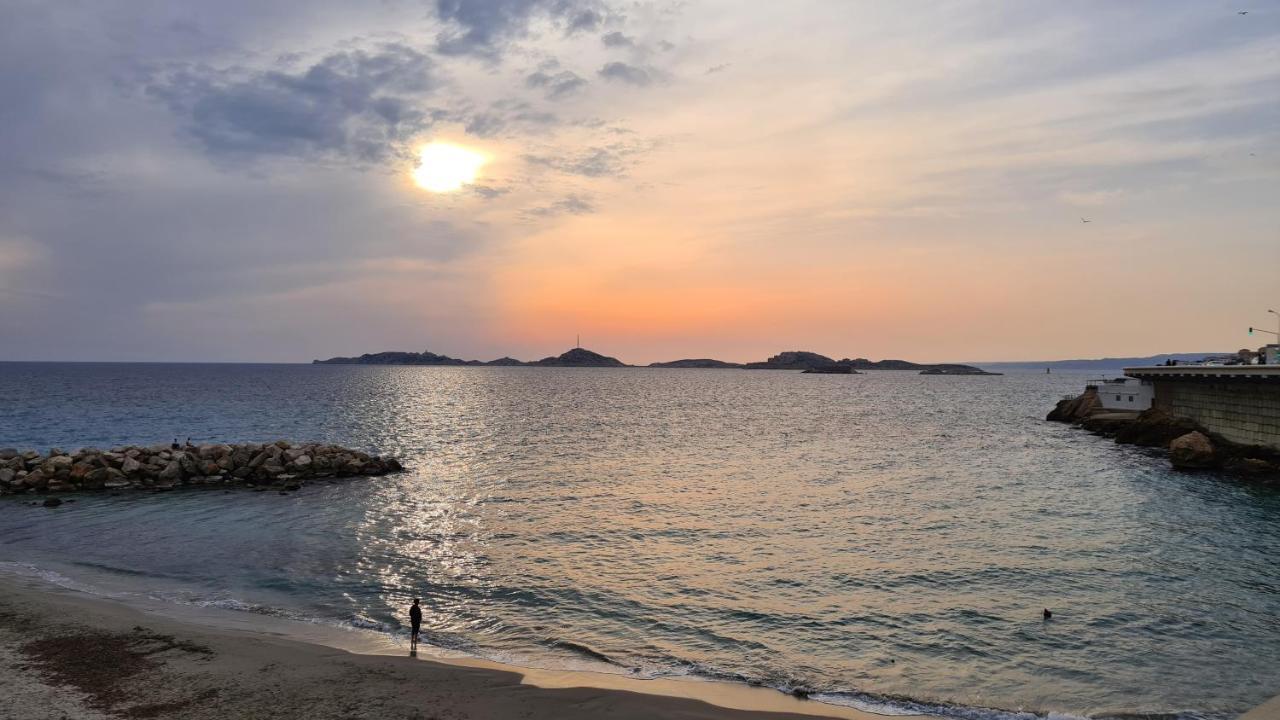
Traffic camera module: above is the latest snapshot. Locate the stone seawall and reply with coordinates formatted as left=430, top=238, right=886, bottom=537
left=0, top=442, right=402, bottom=497
left=1047, top=390, right=1280, bottom=480
left=1152, top=381, right=1280, bottom=451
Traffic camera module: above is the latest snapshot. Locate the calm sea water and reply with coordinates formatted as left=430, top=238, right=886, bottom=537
left=1, top=362, right=1278, bottom=719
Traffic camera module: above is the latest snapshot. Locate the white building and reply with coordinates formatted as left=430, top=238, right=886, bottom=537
left=1091, top=377, right=1153, bottom=410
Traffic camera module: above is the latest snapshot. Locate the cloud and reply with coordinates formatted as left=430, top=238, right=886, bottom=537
left=471, top=184, right=509, bottom=199
left=523, top=141, right=653, bottom=177
left=601, top=31, right=635, bottom=48
left=464, top=99, right=560, bottom=137
left=148, top=43, right=441, bottom=163
left=525, top=68, right=588, bottom=100
left=598, top=61, right=656, bottom=86
left=525, top=194, right=596, bottom=217
left=434, top=0, right=609, bottom=57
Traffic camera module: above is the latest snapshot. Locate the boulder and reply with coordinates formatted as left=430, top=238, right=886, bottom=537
left=23, top=470, right=48, bottom=490
left=1113, top=408, right=1203, bottom=448
left=1170, top=431, right=1216, bottom=469
left=158, top=461, right=182, bottom=481
left=1047, top=386, right=1101, bottom=423
left=45, top=455, right=74, bottom=471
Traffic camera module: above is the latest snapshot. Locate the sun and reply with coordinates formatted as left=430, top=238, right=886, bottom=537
left=412, top=142, right=487, bottom=193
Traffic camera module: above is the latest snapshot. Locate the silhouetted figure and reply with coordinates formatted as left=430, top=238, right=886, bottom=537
left=1043, top=608, right=1053, bottom=620
left=409, top=598, right=422, bottom=654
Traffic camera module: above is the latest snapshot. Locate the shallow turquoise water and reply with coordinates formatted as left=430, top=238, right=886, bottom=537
left=1, top=363, right=1277, bottom=718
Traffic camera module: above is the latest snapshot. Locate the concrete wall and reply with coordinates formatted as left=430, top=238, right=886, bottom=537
left=1152, top=380, right=1280, bottom=449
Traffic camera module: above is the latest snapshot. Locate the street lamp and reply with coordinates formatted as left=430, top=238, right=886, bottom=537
left=1249, top=310, right=1280, bottom=365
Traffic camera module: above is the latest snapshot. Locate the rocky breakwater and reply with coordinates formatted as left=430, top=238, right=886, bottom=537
left=0, top=442, right=403, bottom=497
left=1047, top=389, right=1280, bottom=480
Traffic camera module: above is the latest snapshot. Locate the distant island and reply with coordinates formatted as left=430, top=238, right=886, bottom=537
left=314, top=348, right=995, bottom=374
left=314, top=347, right=624, bottom=367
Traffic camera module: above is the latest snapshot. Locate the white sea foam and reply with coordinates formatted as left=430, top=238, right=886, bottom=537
left=0, top=561, right=125, bottom=598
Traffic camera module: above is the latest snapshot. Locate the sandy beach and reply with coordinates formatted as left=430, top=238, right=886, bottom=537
left=0, top=576, right=898, bottom=720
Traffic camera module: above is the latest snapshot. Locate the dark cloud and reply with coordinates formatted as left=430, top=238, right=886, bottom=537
left=434, top=0, right=609, bottom=57
left=523, top=139, right=654, bottom=177
left=471, top=184, right=509, bottom=199
left=464, top=99, right=560, bottom=137
left=598, top=61, right=654, bottom=86
left=148, top=43, right=441, bottom=163
left=601, top=31, right=635, bottom=48
left=525, top=193, right=596, bottom=217
left=525, top=147, right=620, bottom=177
left=525, top=67, right=588, bottom=100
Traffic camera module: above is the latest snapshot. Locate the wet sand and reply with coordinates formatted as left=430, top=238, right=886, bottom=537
left=0, top=577, right=903, bottom=720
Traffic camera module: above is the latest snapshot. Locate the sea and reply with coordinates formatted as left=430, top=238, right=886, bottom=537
left=1, top=362, right=1277, bottom=719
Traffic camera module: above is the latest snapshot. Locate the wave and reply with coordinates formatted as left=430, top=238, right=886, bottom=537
left=544, top=638, right=624, bottom=667
left=0, top=560, right=127, bottom=598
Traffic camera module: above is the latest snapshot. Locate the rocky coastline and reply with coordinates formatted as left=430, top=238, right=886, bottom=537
left=1047, top=386, right=1280, bottom=479
left=0, top=442, right=402, bottom=499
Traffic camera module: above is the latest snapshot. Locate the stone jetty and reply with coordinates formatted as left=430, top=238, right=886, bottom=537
left=0, top=442, right=402, bottom=496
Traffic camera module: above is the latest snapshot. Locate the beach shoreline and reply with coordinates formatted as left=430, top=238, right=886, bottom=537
left=0, top=573, right=901, bottom=720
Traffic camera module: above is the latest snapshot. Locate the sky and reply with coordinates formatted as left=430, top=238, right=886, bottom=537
left=0, top=0, right=1277, bottom=364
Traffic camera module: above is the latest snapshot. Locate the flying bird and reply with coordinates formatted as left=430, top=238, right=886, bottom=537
left=1080, top=217, right=1092, bottom=224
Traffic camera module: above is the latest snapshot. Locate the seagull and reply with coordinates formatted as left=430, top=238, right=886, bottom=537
left=1080, top=217, right=1092, bottom=224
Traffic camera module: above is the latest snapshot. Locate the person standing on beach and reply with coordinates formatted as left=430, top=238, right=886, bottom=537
left=409, top=598, right=422, bottom=654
